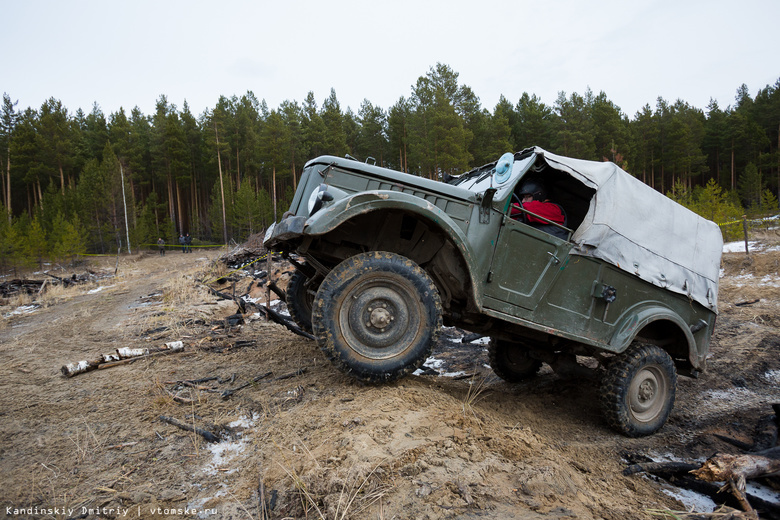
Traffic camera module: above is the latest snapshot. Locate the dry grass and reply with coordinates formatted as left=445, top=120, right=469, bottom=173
left=276, top=459, right=391, bottom=520
left=462, top=373, right=489, bottom=419
left=66, top=416, right=108, bottom=464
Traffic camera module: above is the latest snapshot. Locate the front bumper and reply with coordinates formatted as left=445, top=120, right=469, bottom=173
left=263, top=215, right=307, bottom=248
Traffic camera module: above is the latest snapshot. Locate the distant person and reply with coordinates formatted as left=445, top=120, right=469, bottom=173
left=157, top=237, right=166, bottom=256
left=510, top=179, right=568, bottom=240
left=178, top=233, right=185, bottom=253
left=184, top=233, right=192, bottom=253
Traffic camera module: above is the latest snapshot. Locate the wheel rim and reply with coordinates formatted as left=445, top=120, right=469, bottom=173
left=504, top=345, right=536, bottom=371
left=337, top=273, right=424, bottom=360
left=628, top=365, right=668, bottom=423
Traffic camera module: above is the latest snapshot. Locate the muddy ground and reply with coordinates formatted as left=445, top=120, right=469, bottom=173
left=1, top=235, right=779, bottom=520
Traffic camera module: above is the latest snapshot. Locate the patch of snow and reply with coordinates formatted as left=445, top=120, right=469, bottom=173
left=661, top=486, right=717, bottom=513
left=649, top=451, right=705, bottom=465
left=728, top=273, right=755, bottom=288
left=764, top=370, right=780, bottom=385
left=702, top=387, right=757, bottom=404
left=760, top=275, right=780, bottom=287
left=242, top=295, right=280, bottom=307
left=204, top=440, right=247, bottom=475
left=413, top=356, right=468, bottom=378
left=88, top=284, right=115, bottom=294
left=5, top=304, right=40, bottom=317
left=747, top=481, right=780, bottom=505
left=419, top=357, right=444, bottom=372
left=723, top=241, right=758, bottom=253
left=202, top=415, right=256, bottom=476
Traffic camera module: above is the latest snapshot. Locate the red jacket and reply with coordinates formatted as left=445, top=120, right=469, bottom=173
left=510, top=200, right=565, bottom=225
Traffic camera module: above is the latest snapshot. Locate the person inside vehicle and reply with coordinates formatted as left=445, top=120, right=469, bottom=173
left=510, top=179, right=569, bottom=240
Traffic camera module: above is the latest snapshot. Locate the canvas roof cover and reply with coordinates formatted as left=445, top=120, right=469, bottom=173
left=529, top=147, right=722, bottom=312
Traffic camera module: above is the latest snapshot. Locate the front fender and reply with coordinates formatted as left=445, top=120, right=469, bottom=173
left=609, top=303, right=701, bottom=369
left=305, top=190, right=484, bottom=308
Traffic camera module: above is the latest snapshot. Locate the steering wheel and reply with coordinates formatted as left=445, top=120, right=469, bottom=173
left=511, top=193, right=526, bottom=222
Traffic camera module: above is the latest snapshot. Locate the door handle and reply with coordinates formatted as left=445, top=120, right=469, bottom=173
left=547, top=252, right=560, bottom=265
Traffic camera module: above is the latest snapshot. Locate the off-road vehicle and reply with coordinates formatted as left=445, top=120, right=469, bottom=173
left=264, top=147, right=723, bottom=436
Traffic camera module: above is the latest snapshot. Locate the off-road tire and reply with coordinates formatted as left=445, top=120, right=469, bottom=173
left=286, top=269, right=320, bottom=333
left=488, top=339, right=542, bottom=382
left=599, top=343, right=677, bottom=437
left=312, top=251, right=442, bottom=383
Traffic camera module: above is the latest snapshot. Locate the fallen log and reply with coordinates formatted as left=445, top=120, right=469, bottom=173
left=221, top=371, right=274, bottom=399
left=1, top=279, right=45, bottom=297
left=221, top=368, right=307, bottom=400
left=61, top=341, right=185, bottom=377
left=159, top=415, right=219, bottom=442
left=691, top=447, right=780, bottom=485
left=460, top=332, right=485, bottom=344
left=267, top=280, right=286, bottom=301
left=623, top=460, right=701, bottom=477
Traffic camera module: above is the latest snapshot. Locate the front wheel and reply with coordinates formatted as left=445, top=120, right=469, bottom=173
left=312, top=252, right=442, bottom=383
left=599, top=343, right=677, bottom=437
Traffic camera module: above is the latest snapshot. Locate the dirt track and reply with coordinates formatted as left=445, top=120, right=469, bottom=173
left=1, top=240, right=779, bottom=519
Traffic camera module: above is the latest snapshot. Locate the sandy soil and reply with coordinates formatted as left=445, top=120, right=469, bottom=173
left=1, top=236, right=779, bottom=520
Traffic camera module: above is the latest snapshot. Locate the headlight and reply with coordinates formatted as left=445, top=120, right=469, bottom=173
left=263, top=223, right=275, bottom=243
left=307, top=184, right=334, bottom=216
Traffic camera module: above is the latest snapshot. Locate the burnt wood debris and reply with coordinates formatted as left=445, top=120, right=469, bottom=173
left=625, top=403, right=780, bottom=519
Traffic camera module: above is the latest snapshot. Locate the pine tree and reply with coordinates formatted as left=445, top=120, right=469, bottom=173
left=321, top=89, right=349, bottom=157
left=738, top=162, right=763, bottom=210
left=51, top=212, right=86, bottom=265
left=357, top=100, right=388, bottom=166
left=36, top=98, right=73, bottom=195
left=25, top=217, right=48, bottom=269
left=515, top=93, right=554, bottom=151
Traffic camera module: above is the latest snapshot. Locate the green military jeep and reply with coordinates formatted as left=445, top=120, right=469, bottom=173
left=264, top=147, right=722, bottom=437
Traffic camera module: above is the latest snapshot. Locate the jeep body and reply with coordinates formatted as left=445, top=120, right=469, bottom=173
left=264, top=147, right=722, bottom=436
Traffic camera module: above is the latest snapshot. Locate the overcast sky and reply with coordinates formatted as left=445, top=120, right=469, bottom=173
left=3, top=0, right=779, bottom=120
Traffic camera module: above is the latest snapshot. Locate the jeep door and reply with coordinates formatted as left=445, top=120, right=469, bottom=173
left=483, top=215, right=570, bottom=311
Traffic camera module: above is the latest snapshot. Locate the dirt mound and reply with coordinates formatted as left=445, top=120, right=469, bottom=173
left=0, top=247, right=778, bottom=519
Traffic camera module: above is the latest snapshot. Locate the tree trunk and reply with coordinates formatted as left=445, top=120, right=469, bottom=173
left=0, top=153, right=11, bottom=220
left=167, top=168, right=176, bottom=231
left=176, top=181, right=184, bottom=234
left=650, top=151, right=655, bottom=189
left=191, top=175, right=198, bottom=234
left=272, top=166, right=277, bottom=223
left=292, top=154, right=297, bottom=190
left=215, top=123, right=228, bottom=245
left=731, top=139, right=736, bottom=190
left=4, top=149, right=10, bottom=222
left=716, top=150, right=721, bottom=185
left=236, top=148, right=241, bottom=190
left=58, top=161, right=65, bottom=195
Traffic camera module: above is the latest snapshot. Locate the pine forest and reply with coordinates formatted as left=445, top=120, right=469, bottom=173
left=1, top=63, right=779, bottom=269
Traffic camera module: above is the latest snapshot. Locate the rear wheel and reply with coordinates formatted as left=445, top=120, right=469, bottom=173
left=312, top=251, right=442, bottom=383
left=599, top=343, right=677, bottom=437
left=286, top=269, right=320, bottom=333
left=488, top=339, right=542, bottom=382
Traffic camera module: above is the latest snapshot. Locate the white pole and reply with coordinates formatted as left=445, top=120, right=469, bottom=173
left=120, top=163, right=131, bottom=254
